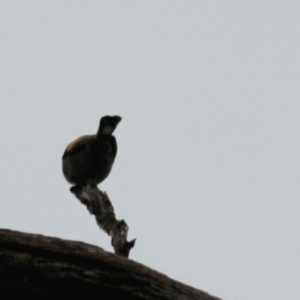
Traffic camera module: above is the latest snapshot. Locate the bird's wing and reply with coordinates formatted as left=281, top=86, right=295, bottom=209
left=62, top=135, right=95, bottom=158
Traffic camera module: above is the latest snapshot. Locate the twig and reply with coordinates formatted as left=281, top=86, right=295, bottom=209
left=70, top=185, right=136, bottom=257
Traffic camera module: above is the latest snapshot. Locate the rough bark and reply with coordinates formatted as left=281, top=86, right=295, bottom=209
left=0, top=229, right=222, bottom=299
left=70, top=184, right=135, bottom=257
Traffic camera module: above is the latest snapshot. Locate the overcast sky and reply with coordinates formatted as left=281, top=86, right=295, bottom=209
left=1, top=2, right=299, bottom=299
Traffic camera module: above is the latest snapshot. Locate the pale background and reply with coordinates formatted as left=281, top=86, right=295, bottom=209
left=1, top=2, right=299, bottom=299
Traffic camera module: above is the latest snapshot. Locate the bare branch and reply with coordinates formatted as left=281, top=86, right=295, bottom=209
left=70, top=184, right=135, bottom=257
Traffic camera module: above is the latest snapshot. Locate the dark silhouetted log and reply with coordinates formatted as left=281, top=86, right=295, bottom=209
left=0, top=229, right=222, bottom=299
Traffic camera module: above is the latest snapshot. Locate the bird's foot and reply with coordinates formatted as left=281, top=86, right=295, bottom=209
left=70, top=184, right=83, bottom=194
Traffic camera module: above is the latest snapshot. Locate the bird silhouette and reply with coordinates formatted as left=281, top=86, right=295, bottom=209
left=62, top=115, right=122, bottom=188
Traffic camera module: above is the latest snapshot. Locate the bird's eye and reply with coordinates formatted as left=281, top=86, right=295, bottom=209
left=103, top=126, right=113, bottom=135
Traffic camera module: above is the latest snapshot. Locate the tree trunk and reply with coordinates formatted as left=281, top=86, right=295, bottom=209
left=0, top=229, right=222, bottom=299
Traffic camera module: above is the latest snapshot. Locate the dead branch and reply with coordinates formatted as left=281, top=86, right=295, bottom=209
left=70, top=184, right=135, bottom=257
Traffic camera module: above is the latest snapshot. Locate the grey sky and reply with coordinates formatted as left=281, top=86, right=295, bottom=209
left=1, top=2, right=299, bottom=299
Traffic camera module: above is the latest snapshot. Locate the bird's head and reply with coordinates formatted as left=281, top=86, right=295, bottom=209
left=98, top=115, right=122, bottom=136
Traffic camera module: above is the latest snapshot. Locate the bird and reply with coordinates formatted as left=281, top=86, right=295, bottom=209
left=62, top=115, right=122, bottom=188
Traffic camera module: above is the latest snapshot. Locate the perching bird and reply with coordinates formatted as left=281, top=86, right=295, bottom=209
left=62, top=115, right=122, bottom=188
